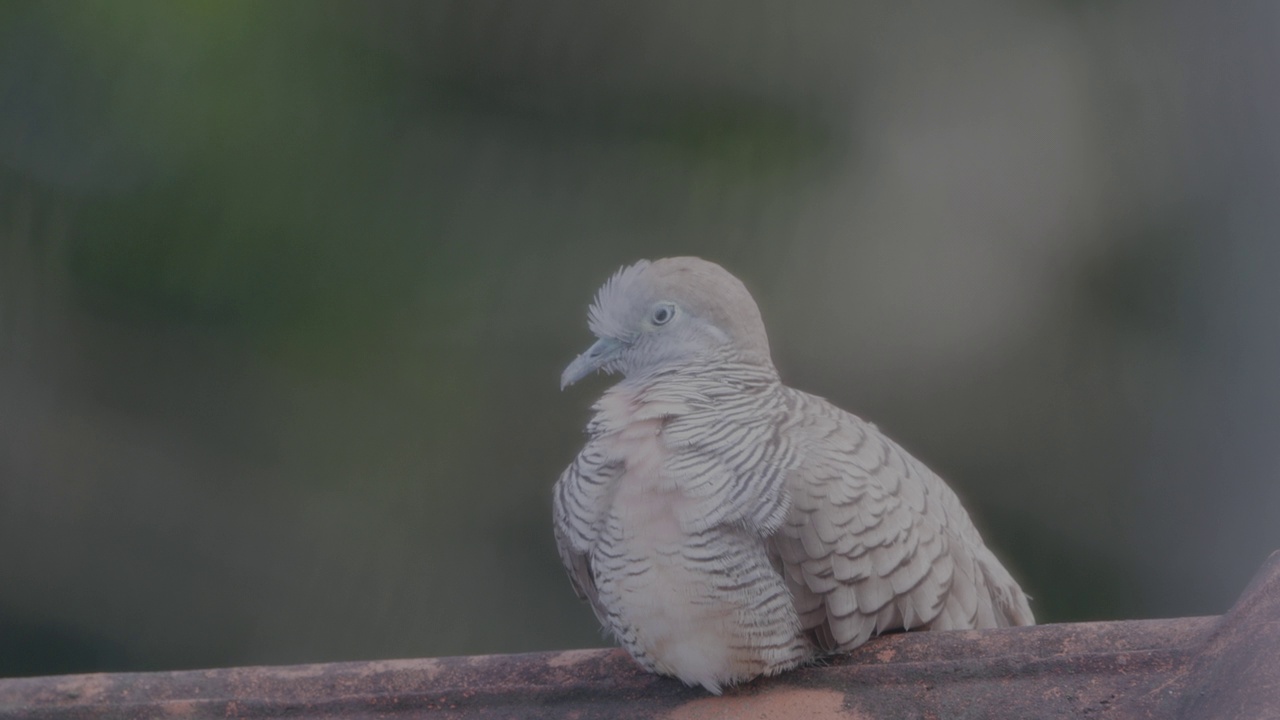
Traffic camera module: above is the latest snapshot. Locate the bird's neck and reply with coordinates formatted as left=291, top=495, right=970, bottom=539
left=591, top=358, right=780, bottom=438
left=623, top=355, right=780, bottom=395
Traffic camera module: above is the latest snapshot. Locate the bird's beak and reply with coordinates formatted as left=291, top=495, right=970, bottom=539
left=561, top=337, right=623, bottom=390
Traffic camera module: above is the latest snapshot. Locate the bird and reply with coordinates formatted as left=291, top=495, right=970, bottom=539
left=553, top=257, right=1033, bottom=694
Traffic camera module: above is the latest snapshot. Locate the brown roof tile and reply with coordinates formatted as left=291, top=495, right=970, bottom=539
left=2, top=550, right=1278, bottom=719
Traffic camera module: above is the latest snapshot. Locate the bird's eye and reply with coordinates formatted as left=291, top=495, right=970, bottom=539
left=651, top=304, right=675, bottom=326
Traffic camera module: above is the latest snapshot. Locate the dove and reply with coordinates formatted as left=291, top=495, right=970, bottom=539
left=553, top=257, right=1033, bottom=694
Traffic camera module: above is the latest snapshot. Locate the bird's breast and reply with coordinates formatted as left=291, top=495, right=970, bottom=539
left=597, top=389, right=684, bottom=550
left=590, top=388, right=803, bottom=690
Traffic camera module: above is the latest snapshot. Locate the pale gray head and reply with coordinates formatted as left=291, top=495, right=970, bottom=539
left=561, top=257, right=773, bottom=389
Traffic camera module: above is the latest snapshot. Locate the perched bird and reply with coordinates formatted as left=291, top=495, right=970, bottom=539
left=553, top=257, right=1033, bottom=694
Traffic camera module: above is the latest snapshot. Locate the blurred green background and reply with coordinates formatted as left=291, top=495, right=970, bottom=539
left=2, top=1, right=1279, bottom=678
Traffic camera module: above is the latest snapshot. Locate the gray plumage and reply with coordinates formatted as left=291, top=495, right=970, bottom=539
left=554, top=257, right=1033, bottom=694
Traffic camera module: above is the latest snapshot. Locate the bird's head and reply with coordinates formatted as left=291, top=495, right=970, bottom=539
left=561, top=257, right=774, bottom=389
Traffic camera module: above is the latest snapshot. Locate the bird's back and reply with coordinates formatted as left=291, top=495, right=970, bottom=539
left=768, top=386, right=1034, bottom=652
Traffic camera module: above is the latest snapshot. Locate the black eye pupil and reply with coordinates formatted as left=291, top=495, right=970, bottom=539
left=653, top=307, right=671, bottom=324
